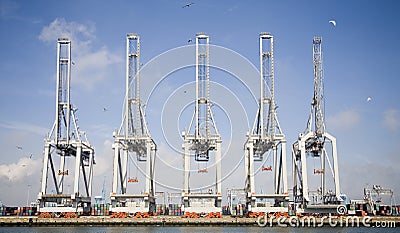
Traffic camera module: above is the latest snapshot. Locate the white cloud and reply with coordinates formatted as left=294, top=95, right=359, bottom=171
left=0, top=121, right=48, bottom=136
left=72, top=47, right=122, bottom=89
left=326, top=110, right=361, bottom=131
left=339, top=151, right=400, bottom=203
left=0, top=157, right=42, bottom=182
left=38, top=18, right=95, bottom=55
left=383, top=109, right=399, bottom=132
left=38, top=18, right=122, bottom=90
left=93, top=139, right=113, bottom=176
left=156, top=142, right=182, bottom=170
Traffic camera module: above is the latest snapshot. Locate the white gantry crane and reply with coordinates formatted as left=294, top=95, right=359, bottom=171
left=38, top=38, right=95, bottom=214
left=110, top=34, right=157, bottom=214
left=244, top=32, right=288, bottom=213
left=181, top=33, right=222, bottom=214
left=364, top=185, right=395, bottom=215
left=292, top=37, right=343, bottom=214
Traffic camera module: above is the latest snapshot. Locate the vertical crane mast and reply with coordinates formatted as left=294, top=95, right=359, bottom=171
left=38, top=38, right=95, bottom=215
left=195, top=34, right=211, bottom=139
left=292, top=37, right=343, bottom=214
left=111, top=34, right=157, bottom=214
left=55, top=38, right=72, bottom=146
left=244, top=32, right=288, bottom=214
left=126, top=34, right=143, bottom=137
left=309, top=37, right=326, bottom=135
left=260, top=32, right=276, bottom=140
left=182, top=33, right=222, bottom=214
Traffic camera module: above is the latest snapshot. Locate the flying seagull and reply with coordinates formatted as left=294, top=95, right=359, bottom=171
left=329, top=20, right=337, bottom=27
left=182, top=2, right=194, bottom=8
left=16, top=146, right=23, bottom=150
left=188, top=39, right=193, bottom=43
left=29, top=154, right=33, bottom=159
left=103, top=107, right=108, bottom=112
left=367, top=97, right=372, bottom=102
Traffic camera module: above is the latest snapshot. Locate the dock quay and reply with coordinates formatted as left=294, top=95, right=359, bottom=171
left=0, top=216, right=257, bottom=226
left=1, top=216, right=399, bottom=227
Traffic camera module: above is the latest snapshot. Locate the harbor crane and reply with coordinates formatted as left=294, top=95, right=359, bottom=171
left=110, top=34, right=157, bottom=214
left=244, top=32, right=288, bottom=213
left=38, top=38, right=95, bottom=214
left=292, top=37, right=343, bottom=214
left=181, top=33, right=222, bottom=213
left=364, top=185, right=395, bottom=215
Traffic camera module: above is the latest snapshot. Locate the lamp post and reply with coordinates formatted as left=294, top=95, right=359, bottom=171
left=26, top=184, right=31, bottom=206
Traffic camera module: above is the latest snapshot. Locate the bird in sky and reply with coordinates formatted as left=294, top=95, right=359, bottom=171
left=103, top=107, right=108, bottom=112
left=29, top=154, right=33, bottom=159
left=367, top=97, right=372, bottom=102
left=182, top=2, right=194, bottom=8
left=16, top=146, right=23, bottom=150
left=329, top=20, right=337, bottom=27
left=188, top=39, right=193, bottom=43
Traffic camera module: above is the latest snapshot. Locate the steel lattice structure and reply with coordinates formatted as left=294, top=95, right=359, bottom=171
left=244, top=32, right=288, bottom=213
left=181, top=33, right=222, bottom=213
left=364, top=185, right=394, bottom=215
left=292, top=37, right=343, bottom=213
left=38, top=38, right=95, bottom=214
left=110, top=34, right=156, bottom=214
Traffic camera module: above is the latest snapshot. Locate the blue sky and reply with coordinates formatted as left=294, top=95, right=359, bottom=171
left=0, top=0, right=399, bottom=206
